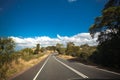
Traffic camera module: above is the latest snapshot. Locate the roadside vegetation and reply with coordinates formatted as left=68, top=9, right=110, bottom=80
left=0, top=38, right=47, bottom=80
left=89, top=0, right=120, bottom=69
left=56, top=42, right=96, bottom=62
left=56, top=0, right=120, bottom=70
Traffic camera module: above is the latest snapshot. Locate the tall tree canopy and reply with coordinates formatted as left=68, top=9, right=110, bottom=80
left=89, top=0, right=120, bottom=44
left=56, top=43, right=64, bottom=54
left=89, top=0, right=120, bottom=68
left=0, top=38, right=15, bottom=54
left=34, top=44, right=40, bottom=54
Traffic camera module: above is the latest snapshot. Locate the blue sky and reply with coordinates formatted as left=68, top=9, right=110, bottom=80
left=0, top=0, right=108, bottom=49
left=0, top=0, right=108, bottom=38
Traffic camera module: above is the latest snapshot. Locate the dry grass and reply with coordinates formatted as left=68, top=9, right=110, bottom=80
left=58, top=54, right=75, bottom=60
left=7, top=53, right=49, bottom=79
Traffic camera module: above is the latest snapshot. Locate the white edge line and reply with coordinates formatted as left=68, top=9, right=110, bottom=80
left=78, top=62, right=120, bottom=76
left=33, top=55, right=50, bottom=80
left=95, top=67, right=120, bottom=76
left=53, top=56, right=88, bottom=78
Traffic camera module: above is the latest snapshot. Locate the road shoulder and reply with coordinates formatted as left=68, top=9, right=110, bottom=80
left=58, top=54, right=120, bottom=75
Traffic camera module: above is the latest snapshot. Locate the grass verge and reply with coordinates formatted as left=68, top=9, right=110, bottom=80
left=7, top=53, right=49, bottom=80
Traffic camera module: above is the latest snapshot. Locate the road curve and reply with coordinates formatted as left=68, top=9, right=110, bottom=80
left=11, top=54, right=120, bottom=80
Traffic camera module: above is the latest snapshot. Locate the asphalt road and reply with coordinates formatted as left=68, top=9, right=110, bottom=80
left=11, top=54, right=120, bottom=80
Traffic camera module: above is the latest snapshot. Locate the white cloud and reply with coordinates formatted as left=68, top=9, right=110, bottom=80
left=68, top=0, right=77, bottom=3
left=10, top=33, right=98, bottom=50
left=57, top=33, right=98, bottom=46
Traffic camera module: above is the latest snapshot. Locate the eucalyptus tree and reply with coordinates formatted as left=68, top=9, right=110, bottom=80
left=89, top=0, right=120, bottom=68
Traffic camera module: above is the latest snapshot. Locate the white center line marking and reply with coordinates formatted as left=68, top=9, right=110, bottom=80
left=33, top=55, right=50, bottom=80
left=53, top=56, right=88, bottom=78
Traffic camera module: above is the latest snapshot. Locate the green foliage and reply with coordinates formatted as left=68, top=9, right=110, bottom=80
left=19, top=47, right=44, bottom=61
left=36, top=44, right=40, bottom=50
left=90, top=37, right=120, bottom=68
left=56, top=43, right=65, bottom=54
left=89, top=0, right=120, bottom=68
left=34, top=44, right=40, bottom=54
left=20, top=48, right=35, bottom=61
left=0, top=37, right=16, bottom=80
left=0, top=37, right=15, bottom=54
left=65, top=42, right=96, bottom=59
left=0, top=38, right=44, bottom=80
left=58, top=48, right=66, bottom=54
left=79, top=44, right=96, bottom=61
left=46, top=46, right=56, bottom=52
left=41, top=47, right=46, bottom=52
left=89, top=1, right=120, bottom=43
left=65, top=42, right=75, bottom=55
left=0, top=38, right=46, bottom=80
